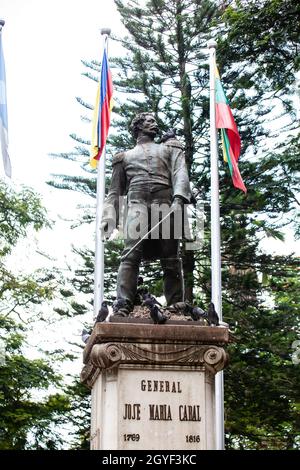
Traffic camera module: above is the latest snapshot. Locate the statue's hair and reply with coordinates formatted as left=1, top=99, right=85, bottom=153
left=130, top=112, right=155, bottom=139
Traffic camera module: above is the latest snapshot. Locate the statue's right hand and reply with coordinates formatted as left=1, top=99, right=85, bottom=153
left=100, top=220, right=113, bottom=240
left=100, top=220, right=108, bottom=231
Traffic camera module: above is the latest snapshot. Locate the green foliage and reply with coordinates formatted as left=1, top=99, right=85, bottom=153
left=0, top=315, right=70, bottom=449
left=0, top=181, right=72, bottom=449
left=0, top=181, right=48, bottom=256
left=221, top=0, right=300, bottom=91
left=63, top=378, right=91, bottom=450
left=0, top=182, right=57, bottom=318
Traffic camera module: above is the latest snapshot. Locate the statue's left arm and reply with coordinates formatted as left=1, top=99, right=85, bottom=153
left=166, top=139, right=191, bottom=203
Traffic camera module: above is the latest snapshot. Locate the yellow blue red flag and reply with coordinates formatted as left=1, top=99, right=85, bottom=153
left=90, top=47, right=113, bottom=168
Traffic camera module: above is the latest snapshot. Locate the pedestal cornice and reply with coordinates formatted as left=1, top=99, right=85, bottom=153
left=81, top=322, right=233, bottom=388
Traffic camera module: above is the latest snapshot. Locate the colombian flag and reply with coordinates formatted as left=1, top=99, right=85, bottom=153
left=215, top=67, right=246, bottom=193
left=90, top=47, right=113, bottom=168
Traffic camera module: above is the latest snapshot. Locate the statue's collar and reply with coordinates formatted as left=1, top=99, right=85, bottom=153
left=136, top=136, right=154, bottom=145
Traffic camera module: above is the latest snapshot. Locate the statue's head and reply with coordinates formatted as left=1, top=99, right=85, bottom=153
left=130, top=112, right=159, bottom=139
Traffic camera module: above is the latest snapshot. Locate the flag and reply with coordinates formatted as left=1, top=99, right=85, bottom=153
left=90, top=47, right=113, bottom=168
left=0, top=29, right=11, bottom=178
left=215, top=66, right=246, bottom=193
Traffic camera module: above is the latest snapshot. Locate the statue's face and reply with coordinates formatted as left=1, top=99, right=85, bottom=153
left=140, top=114, right=159, bottom=137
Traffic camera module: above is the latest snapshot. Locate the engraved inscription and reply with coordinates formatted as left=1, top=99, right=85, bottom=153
left=119, top=369, right=206, bottom=450
left=123, top=403, right=141, bottom=420
left=186, top=435, right=200, bottom=443
left=149, top=404, right=172, bottom=421
left=179, top=405, right=201, bottom=421
left=141, top=380, right=182, bottom=393
left=124, top=433, right=140, bottom=441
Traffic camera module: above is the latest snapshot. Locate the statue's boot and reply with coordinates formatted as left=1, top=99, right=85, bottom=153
left=161, top=258, right=184, bottom=306
left=116, top=260, right=139, bottom=316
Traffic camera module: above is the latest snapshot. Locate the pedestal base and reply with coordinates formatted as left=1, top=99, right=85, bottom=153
left=81, top=321, right=232, bottom=450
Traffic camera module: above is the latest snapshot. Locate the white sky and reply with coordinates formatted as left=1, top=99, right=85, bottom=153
left=1, top=0, right=123, bottom=186
left=0, top=0, right=126, bottom=269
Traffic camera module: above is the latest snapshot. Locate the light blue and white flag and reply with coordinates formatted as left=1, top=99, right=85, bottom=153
left=0, top=28, right=11, bottom=178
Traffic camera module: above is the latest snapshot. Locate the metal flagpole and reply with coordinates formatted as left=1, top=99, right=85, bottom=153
left=208, top=39, right=224, bottom=450
left=0, top=19, right=12, bottom=178
left=93, top=28, right=111, bottom=319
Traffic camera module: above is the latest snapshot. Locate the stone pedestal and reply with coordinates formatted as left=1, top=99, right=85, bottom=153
left=81, top=320, right=232, bottom=450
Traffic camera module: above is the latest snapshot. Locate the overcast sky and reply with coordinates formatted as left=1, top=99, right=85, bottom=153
left=0, top=0, right=127, bottom=272
left=1, top=0, right=123, bottom=187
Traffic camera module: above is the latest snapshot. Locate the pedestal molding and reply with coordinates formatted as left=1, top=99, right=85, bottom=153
left=85, top=342, right=227, bottom=383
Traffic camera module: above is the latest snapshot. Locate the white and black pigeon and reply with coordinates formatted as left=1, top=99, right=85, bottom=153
left=81, top=328, right=91, bottom=344
left=207, top=302, right=219, bottom=326
left=144, top=297, right=167, bottom=324
left=95, top=301, right=109, bottom=323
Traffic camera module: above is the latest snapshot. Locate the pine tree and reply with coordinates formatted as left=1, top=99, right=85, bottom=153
left=47, top=0, right=300, bottom=448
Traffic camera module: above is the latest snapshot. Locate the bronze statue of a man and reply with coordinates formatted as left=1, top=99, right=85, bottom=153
left=101, top=112, right=191, bottom=316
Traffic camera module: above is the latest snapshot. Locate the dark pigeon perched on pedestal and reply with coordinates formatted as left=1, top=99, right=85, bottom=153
left=207, top=302, right=219, bottom=326
left=95, top=301, right=109, bottom=323
left=143, top=297, right=167, bottom=324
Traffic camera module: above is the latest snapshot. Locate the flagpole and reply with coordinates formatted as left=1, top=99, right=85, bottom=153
left=93, top=28, right=111, bottom=319
left=0, top=19, right=12, bottom=179
left=208, top=39, right=224, bottom=450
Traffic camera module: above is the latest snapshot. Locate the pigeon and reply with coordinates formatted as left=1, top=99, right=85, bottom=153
left=190, top=306, right=206, bottom=321
left=95, top=301, right=109, bottom=323
left=160, top=129, right=176, bottom=143
left=142, top=292, right=162, bottom=306
left=207, top=302, right=219, bottom=326
left=143, top=297, right=167, bottom=324
left=177, top=302, right=206, bottom=321
left=135, top=277, right=150, bottom=305
left=167, top=301, right=186, bottom=315
left=112, top=298, right=127, bottom=314
left=81, top=328, right=91, bottom=344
